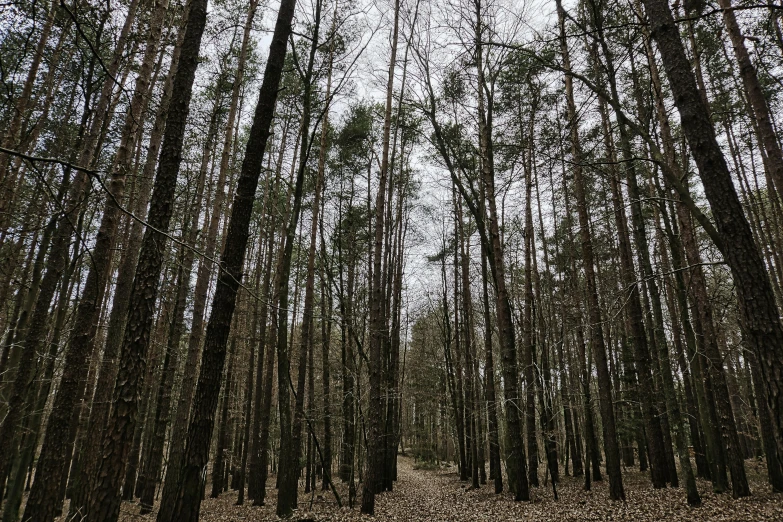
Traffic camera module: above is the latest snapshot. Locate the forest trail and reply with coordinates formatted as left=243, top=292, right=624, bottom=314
left=115, top=456, right=783, bottom=521
left=369, top=457, right=783, bottom=522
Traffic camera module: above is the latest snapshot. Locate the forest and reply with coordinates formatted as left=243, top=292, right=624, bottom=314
left=1, top=0, right=783, bottom=520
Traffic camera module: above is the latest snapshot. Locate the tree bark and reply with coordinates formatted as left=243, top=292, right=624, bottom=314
left=84, top=0, right=210, bottom=517
left=642, top=0, right=779, bottom=497
left=159, top=1, right=296, bottom=520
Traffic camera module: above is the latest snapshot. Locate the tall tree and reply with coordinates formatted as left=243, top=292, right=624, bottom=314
left=83, top=0, right=211, bottom=516
left=159, top=0, right=298, bottom=519
left=642, top=0, right=783, bottom=497
left=362, top=0, right=401, bottom=513
left=554, top=0, right=624, bottom=500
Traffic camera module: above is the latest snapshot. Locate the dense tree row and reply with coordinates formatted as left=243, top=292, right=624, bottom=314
left=0, top=0, right=781, bottom=520
left=403, top=0, right=783, bottom=507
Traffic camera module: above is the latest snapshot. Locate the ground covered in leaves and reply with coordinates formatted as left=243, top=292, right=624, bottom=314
left=113, top=457, right=782, bottom=521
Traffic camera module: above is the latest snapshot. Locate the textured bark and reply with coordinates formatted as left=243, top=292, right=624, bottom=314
left=125, top=284, right=174, bottom=503
left=70, top=30, right=177, bottom=519
left=155, top=20, right=254, bottom=522
left=84, top=0, right=209, bottom=517
left=1, top=0, right=138, bottom=510
left=24, top=3, right=168, bottom=519
left=160, top=1, right=296, bottom=519
left=139, top=156, right=207, bottom=513
left=642, top=0, right=772, bottom=497
left=747, top=349, right=783, bottom=491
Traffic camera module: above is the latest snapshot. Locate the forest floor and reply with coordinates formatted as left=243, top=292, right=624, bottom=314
left=113, top=457, right=782, bottom=521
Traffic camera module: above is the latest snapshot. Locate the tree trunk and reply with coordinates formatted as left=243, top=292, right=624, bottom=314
left=362, top=0, right=400, bottom=513
left=457, top=196, right=479, bottom=490
left=480, top=169, right=502, bottom=495
left=84, top=0, right=210, bottom=517
left=158, top=2, right=296, bottom=520
left=642, top=0, right=768, bottom=497
left=555, top=0, right=624, bottom=500
left=212, top=337, right=238, bottom=497
left=717, top=0, right=783, bottom=200
left=39, top=2, right=171, bottom=517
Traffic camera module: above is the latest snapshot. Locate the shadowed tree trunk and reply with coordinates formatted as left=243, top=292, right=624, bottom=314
left=292, top=0, right=327, bottom=503
left=237, top=242, right=264, bottom=505
left=554, top=0, right=624, bottom=500
left=278, top=0, right=324, bottom=516
left=138, top=241, right=199, bottom=513
left=641, top=0, right=781, bottom=498
left=337, top=185, right=358, bottom=488
left=69, top=26, right=180, bottom=518
left=158, top=1, right=297, bottom=520
left=83, top=0, right=210, bottom=517
left=1, top=0, right=141, bottom=511
left=212, top=334, right=238, bottom=497
left=321, top=258, right=333, bottom=491
left=362, top=0, right=401, bottom=513
left=247, top=163, right=283, bottom=503
left=457, top=195, right=479, bottom=490
left=472, top=0, right=530, bottom=500
left=41, top=0, right=171, bottom=513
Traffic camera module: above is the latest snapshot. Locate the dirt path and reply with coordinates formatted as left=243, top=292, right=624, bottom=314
left=117, top=456, right=782, bottom=521
left=368, top=457, right=783, bottom=522
left=371, top=457, right=488, bottom=521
